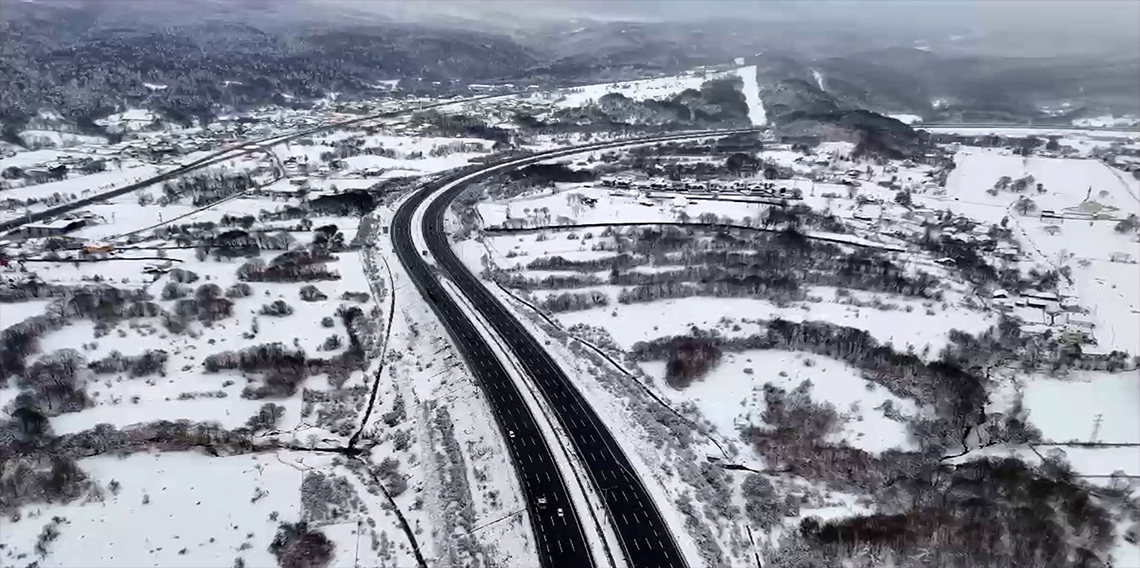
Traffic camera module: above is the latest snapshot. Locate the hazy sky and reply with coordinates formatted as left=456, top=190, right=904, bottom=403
left=360, top=0, right=1139, bottom=53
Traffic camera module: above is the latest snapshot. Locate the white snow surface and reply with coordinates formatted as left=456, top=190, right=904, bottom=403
left=811, top=69, right=826, bottom=91
left=17, top=130, right=109, bottom=149
left=556, top=293, right=992, bottom=357
left=890, top=114, right=923, bottom=125
left=0, top=451, right=308, bottom=567
left=735, top=65, right=767, bottom=126
left=931, top=147, right=1140, bottom=353
left=1022, top=371, right=1140, bottom=444
left=1072, top=115, right=1140, bottom=128
left=554, top=75, right=707, bottom=108
left=639, top=350, right=919, bottom=455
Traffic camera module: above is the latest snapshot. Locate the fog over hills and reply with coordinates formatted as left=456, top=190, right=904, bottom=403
left=0, top=0, right=1136, bottom=140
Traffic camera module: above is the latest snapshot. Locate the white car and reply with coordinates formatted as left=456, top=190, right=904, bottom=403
left=508, top=430, right=516, bottom=439
left=537, top=497, right=548, bottom=508
left=556, top=508, right=564, bottom=518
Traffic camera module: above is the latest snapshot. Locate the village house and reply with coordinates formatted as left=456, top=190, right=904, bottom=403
left=6, top=218, right=87, bottom=239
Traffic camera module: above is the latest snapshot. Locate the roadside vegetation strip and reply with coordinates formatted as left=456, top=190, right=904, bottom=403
left=439, top=277, right=616, bottom=568
left=485, top=221, right=907, bottom=252
left=393, top=172, right=597, bottom=568
left=348, top=236, right=399, bottom=450
left=357, top=456, right=429, bottom=568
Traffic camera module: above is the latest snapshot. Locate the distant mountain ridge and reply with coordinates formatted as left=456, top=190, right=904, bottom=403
left=1, top=0, right=1136, bottom=141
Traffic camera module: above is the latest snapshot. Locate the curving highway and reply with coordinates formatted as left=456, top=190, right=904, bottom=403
left=394, top=129, right=758, bottom=568
left=393, top=167, right=595, bottom=568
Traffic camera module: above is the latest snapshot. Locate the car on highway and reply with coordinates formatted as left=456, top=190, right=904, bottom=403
left=556, top=508, right=565, bottom=518
left=537, top=497, right=548, bottom=508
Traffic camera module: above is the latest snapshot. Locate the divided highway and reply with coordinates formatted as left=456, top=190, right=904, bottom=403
left=396, top=129, right=757, bottom=568
left=393, top=170, right=595, bottom=568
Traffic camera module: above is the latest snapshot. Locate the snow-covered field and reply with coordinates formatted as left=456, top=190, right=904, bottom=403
left=736, top=65, right=767, bottom=126
left=923, top=126, right=1139, bottom=139
left=450, top=127, right=1140, bottom=568
left=549, top=73, right=711, bottom=108
left=1, top=122, right=534, bottom=568
left=17, top=130, right=108, bottom=149
left=890, top=114, right=923, bottom=125
left=540, top=65, right=766, bottom=124
left=639, top=349, right=919, bottom=455
left=938, top=149, right=1139, bottom=219
left=0, top=451, right=308, bottom=567
left=554, top=291, right=990, bottom=357
left=1072, top=115, right=1140, bottom=129
left=3, top=93, right=1138, bottom=568
left=932, top=147, right=1140, bottom=353
left=1023, top=371, right=1140, bottom=444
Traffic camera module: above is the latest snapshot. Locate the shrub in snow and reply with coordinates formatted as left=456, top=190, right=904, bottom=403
left=260, top=300, right=294, bottom=317
left=391, top=429, right=411, bottom=451
left=380, top=393, right=406, bottom=427
left=0, top=456, right=96, bottom=513
left=320, top=334, right=342, bottom=351
left=375, top=457, right=407, bottom=497
left=299, top=285, right=328, bottom=302
left=428, top=405, right=482, bottom=564
left=674, top=493, right=728, bottom=565
left=740, top=474, right=783, bottom=529
left=1, top=394, right=53, bottom=448
left=1, top=311, right=68, bottom=382
left=239, top=249, right=340, bottom=283
left=320, top=316, right=335, bottom=328
left=225, top=283, right=254, bottom=298
left=301, top=472, right=362, bottom=524
left=538, top=290, right=609, bottom=313
left=15, top=349, right=91, bottom=415
left=34, top=515, right=69, bottom=557
left=168, top=268, right=199, bottom=284
left=302, top=387, right=366, bottom=434
left=161, top=281, right=191, bottom=300
left=339, top=291, right=370, bottom=303
left=664, top=338, right=722, bottom=389
left=174, top=296, right=234, bottom=324
left=244, top=403, right=285, bottom=434
left=59, top=285, right=156, bottom=322
left=1115, top=213, right=1139, bottom=233
left=759, top=381, right=839, bottom=441
left=268, top=522, right=334, bottom=568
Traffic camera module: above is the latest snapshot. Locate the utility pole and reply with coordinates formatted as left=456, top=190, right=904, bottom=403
left=1090, top=413, right=1104, bottom=443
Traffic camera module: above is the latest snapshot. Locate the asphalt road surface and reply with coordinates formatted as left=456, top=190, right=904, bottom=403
left=393, top=170, right=595, bottom=568
left=396, top=129, right=757, bottom=568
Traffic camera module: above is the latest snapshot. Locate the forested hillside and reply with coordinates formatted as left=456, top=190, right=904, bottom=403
left=0, top=0, right=536, bottom=137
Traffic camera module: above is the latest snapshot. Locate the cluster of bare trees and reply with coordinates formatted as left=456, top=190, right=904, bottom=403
left=269, top=522, right=335, bottom=568
left=237, top=248, right=341, bottom=283
left=538, top=290, right=609, bottom=313
left=88, top=349, right=168, bottom=378
left=156, top=171, right=254, bottom=207
left=770, top=456, right=1116, bottom=568
left=663, top=338, right=723, bottom=389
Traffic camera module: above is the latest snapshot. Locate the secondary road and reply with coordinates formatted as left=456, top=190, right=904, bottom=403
left=396, top=129, right=757, bottom=568
left=0, top=92, right=516, bottom=234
